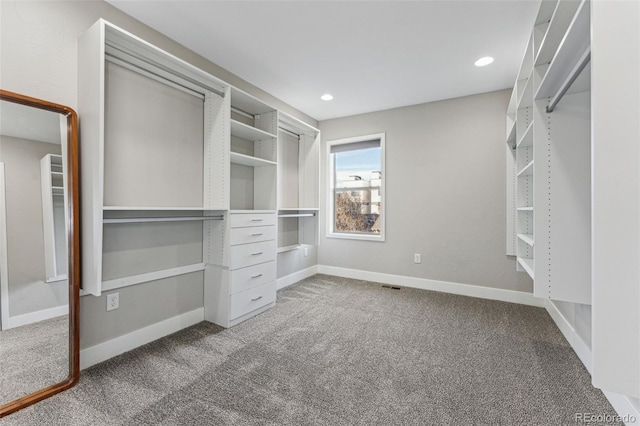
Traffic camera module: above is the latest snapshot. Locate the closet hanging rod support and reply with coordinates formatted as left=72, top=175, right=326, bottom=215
left=546, top=47, right=591, bottom=113
left=105, top=41, right=226, bottom=98
left=106, top=54, right=205, bottom=100
left=103, top=215, right=224, bottom=224
left=231, top=106, right=255, bottom=120
left=278, top=126, right=301, bottom=139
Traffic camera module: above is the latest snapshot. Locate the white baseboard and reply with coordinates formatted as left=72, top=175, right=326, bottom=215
left=545, top=299, right=592, bottom=373
left=544, top=300, right=640, bottom=424
left=601, top=391, right=640, bottom=425
left=7, top=304, right=68, bottom=329
left=276, top=265, right=319, bottom=290
left=317, top=265, right=545, bottom=307
left=80, top=307, right=204, bottom=370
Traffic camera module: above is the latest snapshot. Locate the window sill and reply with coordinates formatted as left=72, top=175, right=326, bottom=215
left=326, top=232, right=385, bottom=242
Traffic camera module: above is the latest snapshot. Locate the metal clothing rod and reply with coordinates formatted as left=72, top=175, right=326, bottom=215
left=107, top=54, right=205, bottom=100
left=104, top=215, right=224, bottom=224
left=546, top=47, right=591, bottom=113
left=278, top=126, right=301, bottom=140
left=278, top=213, right=315, bottom=218
left=231, top=106, right=254, bottom=120
left=105, top=41, right=226, bottom=98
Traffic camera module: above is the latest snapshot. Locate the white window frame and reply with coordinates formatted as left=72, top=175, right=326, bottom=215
left=327, top=133, right=385, bottom=242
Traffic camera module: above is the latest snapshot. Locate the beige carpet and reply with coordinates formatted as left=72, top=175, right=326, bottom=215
left=3, top=275, right=619, bottom=425
left=0, top=315, right=68, bottom=405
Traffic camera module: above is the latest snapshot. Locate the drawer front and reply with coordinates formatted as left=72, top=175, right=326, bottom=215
left=230, top=261, right=276, bottom=295
left=230, top=281, right=276, bottom=320
left=230, top=240, right=277, bottom=270
left=230, top=213, right=277, bottom=228
left=230, top=225, right=276, bottom=246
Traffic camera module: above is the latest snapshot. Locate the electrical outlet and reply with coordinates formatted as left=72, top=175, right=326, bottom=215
left=303, top=247, right=309, bottom=257
left=106, top=292, right=119, bottom=311
left=414, top=253, right=421, bottom=264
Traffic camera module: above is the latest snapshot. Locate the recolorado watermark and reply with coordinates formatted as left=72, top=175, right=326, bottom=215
left=575, top=412, right=637, bottom=424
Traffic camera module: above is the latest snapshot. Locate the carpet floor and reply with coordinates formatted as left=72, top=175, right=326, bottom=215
left=2, top=274, right=619, bottom=425
left=0, top=315, right=68, bottom=405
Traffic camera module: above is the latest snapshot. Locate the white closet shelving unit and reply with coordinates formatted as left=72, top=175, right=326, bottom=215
left=79, top=20, right=230, bottom=297
left=277, top=112, right=320, bottom=253
left=506, top=0, right=591, bottom=304
left=229, top=87, right=278, bottom=212
left=40, top=154, right=67, bottom=283
left=79, top=19, right=320, bottom=327
left=205, top=89, right=279, bottom=327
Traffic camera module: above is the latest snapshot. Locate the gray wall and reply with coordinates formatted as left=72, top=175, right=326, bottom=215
left=0, top=136, right=67, bottom=317
left=319, top=90, right=533, bottom=292
left=0, top=0, right=317, bottom=349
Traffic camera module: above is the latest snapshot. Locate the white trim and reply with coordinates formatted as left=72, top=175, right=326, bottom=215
left=326, top=133, right=386, bottom=242
left=543, top=299, right=640, bottom=424
left=0, top=163, right=9, bottom=330
left=80, top=307, right=204, bottom=370
left=317, top=265, right=545, bottom=307
left=544, top=299, right=592, bottom=372
left=101, top=263, right=205, bottom=292
left=600, top=391, right=640, bottom=425
left=6, top=304, right=68, bottom=329
left=276, top=265, right=319, bottom=290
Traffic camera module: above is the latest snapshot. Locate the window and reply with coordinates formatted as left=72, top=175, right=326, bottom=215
left=327, top=133, right=385, bottom=241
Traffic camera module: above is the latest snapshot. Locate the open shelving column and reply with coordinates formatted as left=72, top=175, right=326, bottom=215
left=229, top=88, right=278, bottom=212
left=505, top=0, right=591, bottom=304
left=277, top=112, right=320, bottom=253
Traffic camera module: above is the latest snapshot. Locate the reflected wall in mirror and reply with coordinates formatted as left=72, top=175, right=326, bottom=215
left=0, top=90, right=79, bottom=417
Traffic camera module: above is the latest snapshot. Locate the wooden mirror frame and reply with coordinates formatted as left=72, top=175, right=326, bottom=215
left=0, top=89, right=80, bottom=417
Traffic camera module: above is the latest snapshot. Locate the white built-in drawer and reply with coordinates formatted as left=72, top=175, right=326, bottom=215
left=229, top=240, right=277, bottom=270
left=229, top=281, right=276, bottom=320
left=230, top=213, right=277, bottom=228
left=230, top=225, right=276, bottom=246
left=230, top=261, right=276, bottom=295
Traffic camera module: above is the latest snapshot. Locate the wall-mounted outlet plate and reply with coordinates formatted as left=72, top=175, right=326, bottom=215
left=304, top=247, right=309, bottom=257
left=414, top=253, right=421, bottom=264
left=107, top=292, right=119, bottom=311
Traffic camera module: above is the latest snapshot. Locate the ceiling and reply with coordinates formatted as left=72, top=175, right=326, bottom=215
left=107, top=1, right=540, bottom=121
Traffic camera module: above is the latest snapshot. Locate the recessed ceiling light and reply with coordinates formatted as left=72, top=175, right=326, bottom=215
left=474, top=56, right=494, bottom=67
left=321, top=94, right=334, bottom=101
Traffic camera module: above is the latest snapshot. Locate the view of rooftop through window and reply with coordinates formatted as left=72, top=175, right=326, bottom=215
left=333, top=146, right=382, bottom=235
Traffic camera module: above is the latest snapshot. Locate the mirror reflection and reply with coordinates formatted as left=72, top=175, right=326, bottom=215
left=0, top=99, right=69, bottom=405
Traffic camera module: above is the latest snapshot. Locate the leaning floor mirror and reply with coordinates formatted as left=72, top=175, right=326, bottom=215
left=0, top=90, right=79, bottom=417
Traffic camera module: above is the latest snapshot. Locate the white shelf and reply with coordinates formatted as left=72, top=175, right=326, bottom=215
left=535, top=0, right=582, bottom=66
left=516, top=121, right=534, bottom=148
left=507, top=121, right=517, bottom=148
left=230, top=151, right=277, bottom=167
left=517, top=72, right=534, bottom=109
left=517, top=160, right=534, bottom=177
left=517, top=257, right=535, bottom=279
left=517, top=206, right=534, bottom=212
left=230, top=87, right=275, bottom=116
left=104, top=215, right=223, bottom=224
left=230, top=119, right=276, bottom=141
left=278, top=213, right=315, bottom=218
left=230, top=210, right=276, bottom=214
left=278, top=208, right=320, bottom=211
left=103, top=206, right=217, bottom=211
left=536, top=0, right=590, bottom=100
left=277, top=244, right=301, bottom=254
left=518, top=234, right=535, bottom=247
